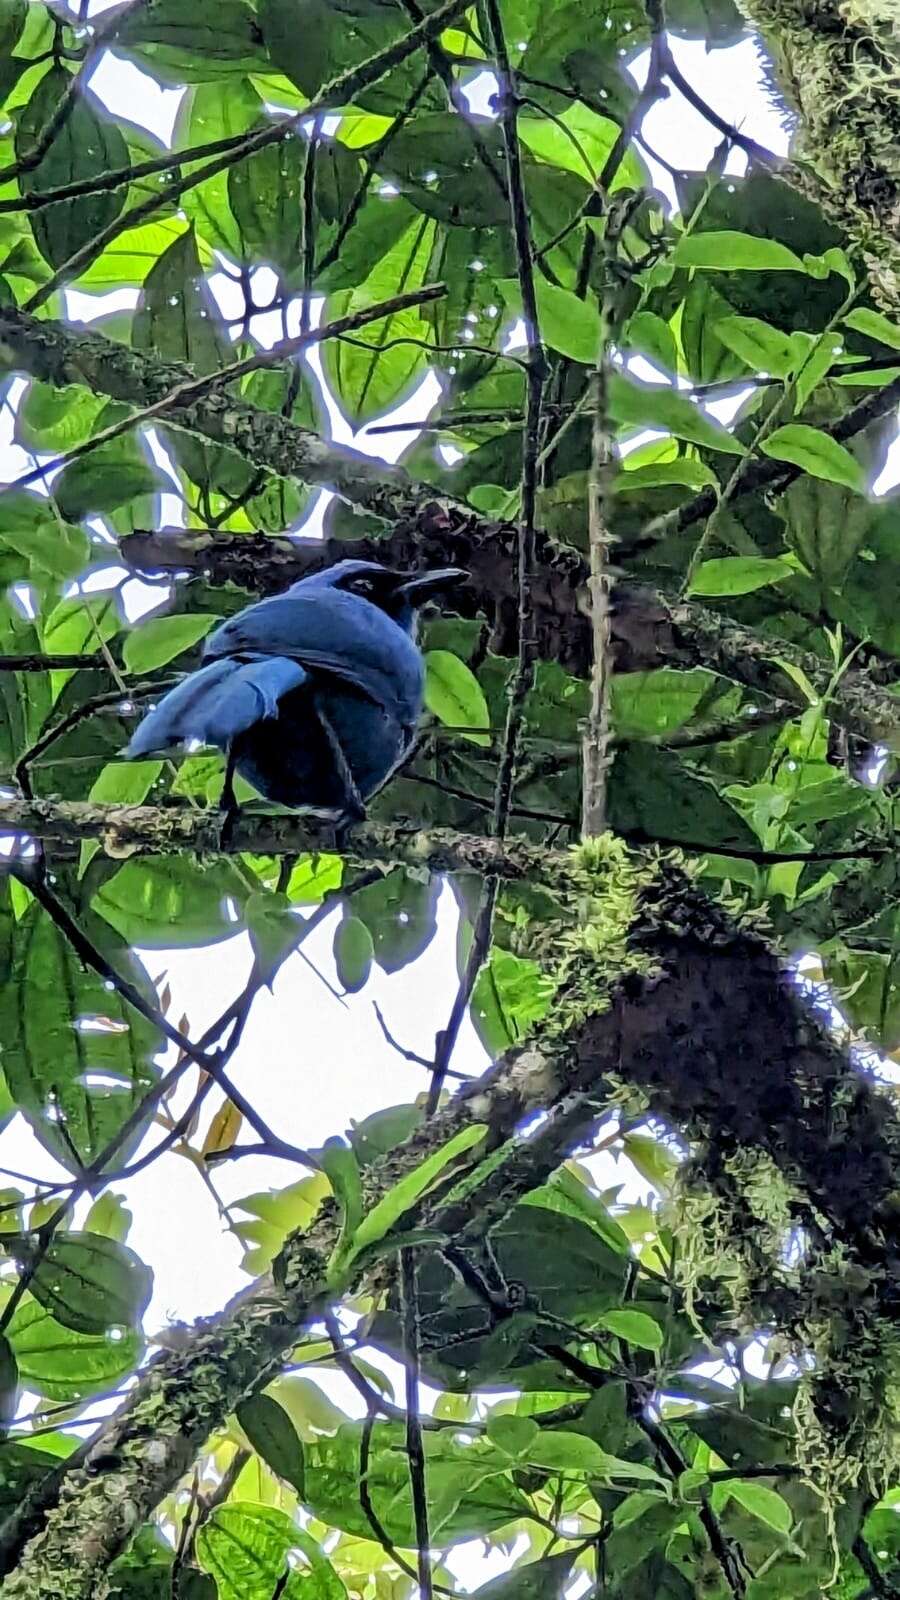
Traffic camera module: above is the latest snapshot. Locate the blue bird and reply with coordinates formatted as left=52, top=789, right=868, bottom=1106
left=125, top=559, right=466, bottom=824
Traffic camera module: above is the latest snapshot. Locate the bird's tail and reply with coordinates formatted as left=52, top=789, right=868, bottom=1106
left=124, top=655, right=308, bottom=758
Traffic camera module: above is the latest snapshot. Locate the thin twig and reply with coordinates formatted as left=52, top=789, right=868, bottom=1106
left=401, top=1249, right=433, bottom=1600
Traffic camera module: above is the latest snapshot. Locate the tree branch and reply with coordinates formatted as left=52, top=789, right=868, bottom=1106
left=117, top=529, right=900, bottom=748
left=6, top=849, right=899, bottom=1595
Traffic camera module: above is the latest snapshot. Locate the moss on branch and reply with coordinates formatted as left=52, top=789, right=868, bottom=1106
left=7, top=839, right=900, bottom=1593
left=741, top=0, right=900, bottom=312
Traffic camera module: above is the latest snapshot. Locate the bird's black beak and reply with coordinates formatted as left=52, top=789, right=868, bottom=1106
left=397, top=568, right=468, bottom=604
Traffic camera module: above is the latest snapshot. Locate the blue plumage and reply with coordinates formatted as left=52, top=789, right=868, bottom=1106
left=125, top=559, right=465, bottom=819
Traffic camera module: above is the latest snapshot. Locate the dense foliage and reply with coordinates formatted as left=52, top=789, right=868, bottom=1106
left=0, top=0, right=899, bottom=1595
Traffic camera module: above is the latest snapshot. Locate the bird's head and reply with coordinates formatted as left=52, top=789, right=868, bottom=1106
left=308, top=559, right=467, bottom=629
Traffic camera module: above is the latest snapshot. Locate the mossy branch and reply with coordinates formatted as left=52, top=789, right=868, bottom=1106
left=740, top=0, right=900, bottom=313
left=5, top=842, right=900, bottom=1593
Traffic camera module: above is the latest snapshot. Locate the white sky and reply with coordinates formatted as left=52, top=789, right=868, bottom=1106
left=1, top=15, right=898, bottom=1567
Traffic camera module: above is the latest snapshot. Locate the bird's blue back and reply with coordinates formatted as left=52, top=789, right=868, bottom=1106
left=203, top=576, right=424, bottom=727
left=125, top=560, right=428, bottom=815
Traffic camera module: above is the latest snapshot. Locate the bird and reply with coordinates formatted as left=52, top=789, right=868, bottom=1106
left=124, top=559, right=467, bottom=826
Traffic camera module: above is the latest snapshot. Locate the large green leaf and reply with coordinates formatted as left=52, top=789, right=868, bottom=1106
left=122, top=613, right=217, bottom=675
left=777, top=477, right=874, bottom=587
left=688, top=556, right=797, bottom=597
left=93, top=857, right=252, bottom=949
left=16, top=67, right=129, bottom=269
left=117, top=0, right=267, bottom=81
left=236, top=1393, right=306, bottom=1496
left=179, top=78, right=263, bottom=257
left=673, top=230, right=807, bottom=273
left=608, top=744, right=760, bottom=852
left=133, top=226, right=229, bottom=375
left=500, top=276, right=602, bottom=366
left=425, top=650, right=492, bottom=746
left=20, top=1232, right=153, bottom=1335
left=609, top=371, right=745, bottom=454
left=7, top=1296, right=143, bottom=1401
left=0, top=903, right=161, bottom=1169
left=322, top=216, right=437, bottom=424
left=197, top=1506, right=346, bottom=1600
left=0, top=490, right=89, bottom=580
left=53, top=440, right=162, bottom=523
left=351, top=869, right=440, bottom=973
left=303, top=1422, right=530, bottom=1545
left=760, top=424, right=865, bottom=490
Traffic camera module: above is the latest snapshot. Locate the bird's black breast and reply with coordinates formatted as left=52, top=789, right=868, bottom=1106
left=232, top=676, right=409, bottom=811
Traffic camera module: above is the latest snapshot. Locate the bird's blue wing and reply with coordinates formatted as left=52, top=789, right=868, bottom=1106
left=125, top=655, right=308, bottom=757
left=203, top=589, right=424, bottom=723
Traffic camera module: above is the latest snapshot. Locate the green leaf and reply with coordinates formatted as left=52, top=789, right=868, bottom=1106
left=322, top=216, right=436, bottom=425
left=93, top=857, right=251, bottom=948
left=470, top=948, right=556, bottom=1056
left=0, top=902, right=161, bottom=1169
left=843, top=306, right=900, bottom=351
left=53, top=442, right=162, bottom=523
left=608, top=744, right=759, bottom=852
left=713, top=314, right=797, bottom=377
left=83, top=1191, right=132, bottom=1244
left=181, top=78, right=263, bottom=257
left=0, top=491, right=89, bottom=580
left=610, top=669, right=721, bottom=738
left=727, top=1479, right=792, bottom=1534
left=486, top=1414, right=540, bottom=1456
left=625, top=310, right=678, bottom=374
left=424, top=650, right=491, bottom=747
left=20, top=1232, right=153, bottom=1335
left=673, top=231, right=807, bottom=272
left=790, top=329, right=844, bottom=412
left=236, top=1394, right=305, bottom=1496
left=77, top=218, right=199, bottom=290
left=598, top=1308, right=664, bottom=1351
left=6, top=1297, right=142, bottom=1402
left=617, top=457, right=718, bottom=492
left=349, top=1104, right=422, bottom=1165
left=122, top=613, right=217, bottom=675
left=352, top=870, right=439, bottom=974
left=197, top=1506, right=346, bottom=1600
left=321, top=1136, right=364, bottom=1263
left=760, top=424, right=865, bottom=490
left=303, top=1422, right=529, bottom=1544
left=133, top=226, right=229, bottom=375
left=16, top=66, right=129, bottom=268
left=228, top=122, right=307, bottom=278
left=522, top=1430, right=666, bottom=1485
left=117, top=0, right=266, bottom=81
left=346, top=1124, right=488, bottom=1266
left=688, top=555, right=797, bottom=597
left=286, top=854, right=343, bottom=904
left=0, top=0, right=26, bottom=54
left=777, top=477, right=873, bottom=586
left=333, top=914, right=374, bottom=994
left=608, top=372, right=745, bottom=455
left=621, top=1131, right=681, bottom=1194
left=519, top=102, right=646, bottom=191
left=245, top=891, right=300, bottom=981
left=16, top=382, right=106, bottom=455
left=499, top=276, right=602, bottom=365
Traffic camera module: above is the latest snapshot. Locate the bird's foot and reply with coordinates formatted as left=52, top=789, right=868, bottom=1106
left=218, top=801, right=240, bottom=851
left=330, top=798, right=367, bottom=852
